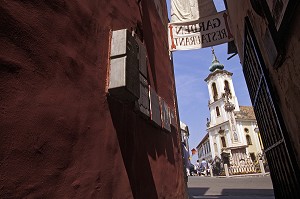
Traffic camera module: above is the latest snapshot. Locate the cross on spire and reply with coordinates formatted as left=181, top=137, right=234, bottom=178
left=211, top=47, right=217, bottom=62
left=209, top=47, right=224, bottom=72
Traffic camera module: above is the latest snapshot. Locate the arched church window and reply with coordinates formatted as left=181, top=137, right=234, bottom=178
left=246, top=135, right=252, bottom=145
left=224, top=80, right=231, bottom=94
left=212, top=82, right=218, bottom=101
left=221, top=137, right=227, bottom=148
left=216, top=106, right=220, bottom=116
left=244, top=128, right=249, bottom=133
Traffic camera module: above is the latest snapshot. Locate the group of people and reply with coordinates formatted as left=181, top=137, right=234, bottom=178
left=185, top=158, right=212, bottom=176
left=195, top=158, right=210, bottom=176
left=182, top=142, right=212, bottom=176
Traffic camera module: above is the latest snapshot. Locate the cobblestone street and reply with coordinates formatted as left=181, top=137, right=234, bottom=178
left=188, top=175, right=274, bottom=199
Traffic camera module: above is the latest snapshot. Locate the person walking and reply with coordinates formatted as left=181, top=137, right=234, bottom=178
left=196, top=160, right=201, bottom=176
left=200, top=158, right=208, bottom=176
left=182, top=142, right=191, bottom=176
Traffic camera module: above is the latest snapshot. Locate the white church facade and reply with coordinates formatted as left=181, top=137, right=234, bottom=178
left=198, top=49, right=264, bottom=174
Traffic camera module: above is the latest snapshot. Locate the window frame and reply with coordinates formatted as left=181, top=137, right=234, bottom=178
left=246, top=135, right=252, bottom=145
left=224, top=80, right=231, bottom=94
left=216, top=106, right=221, bottom=117
left=212, top=82, right=218, bottom=101
left=221, top=136, right=227, bottom=148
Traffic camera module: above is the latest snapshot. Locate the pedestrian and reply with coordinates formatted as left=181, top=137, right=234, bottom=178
left=182, top=142, right=191, bottom=176
left=196, top=160, right=201, bottom=176
left=200, top=158, right=208, bottom=176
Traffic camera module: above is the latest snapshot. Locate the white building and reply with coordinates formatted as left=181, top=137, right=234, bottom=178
left=203, top=49, right=263, bottom=169
left=180, top=121, right=190, bottom=152
left=196, top=133, right=212, bottom=163
left=180, top=121, right=191, bottom=175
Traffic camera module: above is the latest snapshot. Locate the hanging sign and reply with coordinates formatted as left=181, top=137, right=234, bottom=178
left=170, top=0, right=217, bottom=22
left=168, top=11, right=233, bottom=51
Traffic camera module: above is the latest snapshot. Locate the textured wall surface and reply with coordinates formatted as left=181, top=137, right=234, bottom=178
left=0, top=0, right=186, bottom=198
left=271, top=10, right=300, bottom=165
left=226, top=0, right=300, bottom=173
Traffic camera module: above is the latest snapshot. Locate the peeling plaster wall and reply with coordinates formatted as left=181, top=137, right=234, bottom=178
left=0, top=1, right=186, bottom=198
left=272, top=10, right=300, bottom=165
left=226, top=0, right=300, bottom=168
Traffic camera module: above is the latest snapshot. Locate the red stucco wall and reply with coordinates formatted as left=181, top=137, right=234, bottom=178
left=0, top=0, right=186, bottom=198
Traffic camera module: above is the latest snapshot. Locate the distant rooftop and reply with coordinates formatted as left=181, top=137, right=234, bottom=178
left=235, top=106, right=256, bottom=120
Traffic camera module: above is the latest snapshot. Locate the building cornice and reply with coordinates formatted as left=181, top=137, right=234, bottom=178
left=225, top=144, right=248, bottom=150
left=208, top=97, right=225, bottom=107
left=207, top=120, right=229, bottom=131
left=235, top=118, right=256, bottom=122
left=205, top=69, right=233, bottom=82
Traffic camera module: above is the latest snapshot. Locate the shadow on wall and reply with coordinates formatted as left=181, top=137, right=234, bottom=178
left=141, top=0, right=157, bottom=91
left=188, top=188, right=275, bottom=199
left=108, top=96, right=179, bottom=199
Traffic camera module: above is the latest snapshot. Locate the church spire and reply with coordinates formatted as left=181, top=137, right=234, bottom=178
left=209, top=47, right=224, bottom=72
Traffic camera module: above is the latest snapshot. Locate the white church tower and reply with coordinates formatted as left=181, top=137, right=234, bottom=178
left=205, top=48, right=240, bottom=126
left=197, top=49, right=264, bottom=175
left=204, top=48, right=260, bottom=167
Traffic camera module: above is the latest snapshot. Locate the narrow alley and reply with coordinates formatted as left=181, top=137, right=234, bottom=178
left=188, top=176, right=274, bottom=199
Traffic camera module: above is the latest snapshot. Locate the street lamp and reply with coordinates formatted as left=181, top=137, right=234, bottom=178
left=254, top=126, right=259, bottom=133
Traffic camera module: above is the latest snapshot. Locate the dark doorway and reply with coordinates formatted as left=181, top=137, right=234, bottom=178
left=221, top=152, right=230, bottom=167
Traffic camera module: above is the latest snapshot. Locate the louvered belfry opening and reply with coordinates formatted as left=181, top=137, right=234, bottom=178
left=243, top=17, right=300, bottom=198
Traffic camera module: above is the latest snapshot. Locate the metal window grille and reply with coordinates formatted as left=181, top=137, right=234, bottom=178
left=243, top=17, right=300, bottom=198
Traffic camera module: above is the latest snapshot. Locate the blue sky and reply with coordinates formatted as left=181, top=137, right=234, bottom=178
left=166, top=0, right=252, bottom=164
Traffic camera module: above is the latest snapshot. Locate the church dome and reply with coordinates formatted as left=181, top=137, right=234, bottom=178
left=209, top=48, right=224, bottom=72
